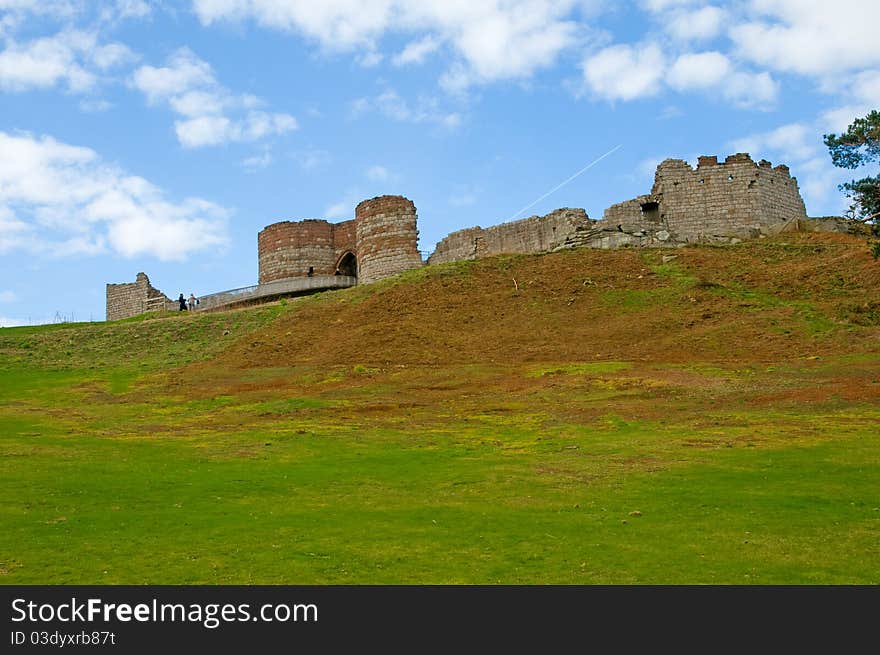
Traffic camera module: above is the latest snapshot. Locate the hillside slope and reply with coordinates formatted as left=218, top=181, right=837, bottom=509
left=219, top=232, right=880, bottom=368
left=2, top=231, right=879, bottom=584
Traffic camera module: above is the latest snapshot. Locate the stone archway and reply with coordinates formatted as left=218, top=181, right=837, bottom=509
left=335, top=251, right=357, bottom=277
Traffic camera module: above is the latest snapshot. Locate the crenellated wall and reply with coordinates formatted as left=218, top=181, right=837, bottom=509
left=107, top=153, right=820, bottom=321
left=355, top=195, right=423, bottom=284
left=428, top=208, right=589, bottom=265
left=600, top=154, right=807, bottom=242
left=106, top=272, right=173, bottom=321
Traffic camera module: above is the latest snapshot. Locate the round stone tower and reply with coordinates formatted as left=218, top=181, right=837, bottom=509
left=355, top=195, right=423, bottom=284
left=258, top=219, right=336, bottom=284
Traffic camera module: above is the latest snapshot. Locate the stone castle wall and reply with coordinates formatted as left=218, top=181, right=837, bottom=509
left=332, top=220, right=357, bottom=270
left=355, top=195, right=423, bottom=284
left=106, top=272, right=173, bottom=321
left=257, top=196, right=421, bottom=286
left=108, top=153, right=818, bottom=321
left=601, top=154, right=807, bottom=242
left=259, top=220, right=335, bottom=284
left=428, top=208, right=588, bottom=265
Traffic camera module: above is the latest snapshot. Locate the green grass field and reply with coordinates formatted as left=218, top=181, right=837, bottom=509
left=2, top=235, right=879, bottom=583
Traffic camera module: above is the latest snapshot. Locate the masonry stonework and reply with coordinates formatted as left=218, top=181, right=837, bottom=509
left=428, top=208, right=588, bottom=265
left=258, top=219, right=357, bottom=284
left=599, top=154, right=807, bottom=245
left=107, top=154, right=829, bottom=321
left=105, top=272, right=173, bottom=321
left=355, top=195, right=423, bottom=284
left=256, top=195, right=422, bottom=287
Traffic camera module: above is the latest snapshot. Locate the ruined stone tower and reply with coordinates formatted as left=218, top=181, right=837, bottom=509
left=355, top=195, right=423, bottom=284
left=257, top=219, right=357, bottom=284
left=602, top=154, right=807, bottom=242
left=108, top=153, right=821, bottom=322
left=256, top=194, right=422, bottom=287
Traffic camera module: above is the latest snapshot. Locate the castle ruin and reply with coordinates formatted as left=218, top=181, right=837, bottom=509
left=107, top=154, right=824, bottom=320
left=105, top=272, right=176, bottom=321
left=257, top=195, right=422, bottom=285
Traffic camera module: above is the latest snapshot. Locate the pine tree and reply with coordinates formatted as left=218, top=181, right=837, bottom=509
left=824, top=110, right=880, bottom=257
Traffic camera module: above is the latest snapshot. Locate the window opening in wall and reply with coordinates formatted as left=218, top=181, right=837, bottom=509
left=727, top=174, right=734, bottom=181
left=699, top=178, right=705, bottom=184
left=639, top=201, right=660, bottom=222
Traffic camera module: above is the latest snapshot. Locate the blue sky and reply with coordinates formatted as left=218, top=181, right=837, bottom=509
left=1, top=0, right=879, bottom=326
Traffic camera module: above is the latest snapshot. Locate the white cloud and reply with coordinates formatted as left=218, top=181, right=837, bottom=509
left=730, top=123, right=816, bottom=162
left=0, top=0, right=80, bottom=19
left=324, top=200, right=352, bottom=220
left=174, top=115, right=233, bottom=148
left=0, top=316, right=25, bottom=327
left=853, top=70, right=880, bottom=105
left=0, top=0, right=152, bottom=25
left=102, top=0, right=152, bottom=21
left=356, top=49, right=384, bottom=67
left=242, top=147, right=273, bottom=171
left=192, top=0, right=581, bottom=90
left=393, top=35, right=440, bottom=66
left=722, top=70, right=779, bottom=108
left=583, top=45, right=778, bottom=108
left=640, top=0, right=701, bottom=10
left=582, top=43, right=665, bottom=101
left=821, top=107, right=865, bottom=135
left=352, top=87, right=461, bottom=128
left=729, top=122, right=851, bottom=213
left=667, top=51, right=730, bottom=90
left=730, top=1, right=880, bottom=76
left=0, top=131, right=229, bottom=261
left=131, top=48, right=297, bottom=148
left=821, top=71, right=880, bottom=133
left=0, top=29, right=135, bottom=93
left=132, top=49, right=214, bottom=102
left=666, top=5, right=725, bottom=41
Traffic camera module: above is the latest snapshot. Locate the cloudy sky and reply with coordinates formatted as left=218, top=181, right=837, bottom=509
left=1, top=0, right=878, bottom=326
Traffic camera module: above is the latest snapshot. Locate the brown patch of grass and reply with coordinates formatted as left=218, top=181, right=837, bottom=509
left=197, top=232, right=879, bottom=373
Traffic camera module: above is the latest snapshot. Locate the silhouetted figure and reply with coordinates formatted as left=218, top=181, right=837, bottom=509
left=307, top=266, right=314, bottom=277
left=178, top=293, right=186, bottom=311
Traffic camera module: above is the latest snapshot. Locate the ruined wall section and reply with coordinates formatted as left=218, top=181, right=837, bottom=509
left=601, top=195, right=660, bottom=232
left=426, top=227, right=482, bottom=264
left=754, top=163, right=809, bottom=227
left=258, top=220, right=338, bottom=284
left=355, top=195, right=423, bottom=284
left=106, top=272, right=172, bottom=321
left=598, top=154, right=807, bottom=244
left=651, top=154, right=806, bottom=239
left=428, top=208, right=588, bottom=265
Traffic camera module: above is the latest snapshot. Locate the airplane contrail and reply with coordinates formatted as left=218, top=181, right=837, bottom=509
left=506, top=144, right=623, bottom=222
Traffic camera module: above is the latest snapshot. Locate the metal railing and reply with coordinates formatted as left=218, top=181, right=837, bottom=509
left=192, top=275, right=357, bottom=311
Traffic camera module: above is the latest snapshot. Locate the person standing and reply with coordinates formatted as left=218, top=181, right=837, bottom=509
left=188, top=293, right=197, bottom=311
left=178, top=293, right=187, bottom=311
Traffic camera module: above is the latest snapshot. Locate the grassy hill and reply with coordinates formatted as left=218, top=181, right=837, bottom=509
left=1, top=231, right=879, bottom=583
